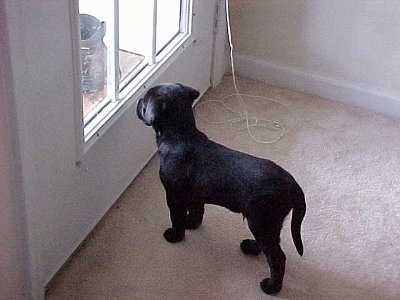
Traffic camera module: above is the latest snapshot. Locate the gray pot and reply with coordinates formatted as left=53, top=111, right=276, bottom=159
left=80, top=14, right=107, bottom=94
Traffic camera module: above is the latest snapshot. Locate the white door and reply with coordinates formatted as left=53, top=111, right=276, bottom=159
left=4, top=0, right=218, bottom=298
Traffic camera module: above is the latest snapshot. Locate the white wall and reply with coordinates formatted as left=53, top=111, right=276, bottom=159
left=229, top=0, right=400, bottom=116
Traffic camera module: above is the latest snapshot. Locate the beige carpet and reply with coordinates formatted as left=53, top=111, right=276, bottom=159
left=46, top=76, right=400, bottom=300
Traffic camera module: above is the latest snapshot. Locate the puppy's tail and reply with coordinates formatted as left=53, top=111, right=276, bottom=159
left=291, top=188, right=306, bottom=256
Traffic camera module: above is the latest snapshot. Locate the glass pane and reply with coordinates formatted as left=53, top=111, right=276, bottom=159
left=156, top=0, right=182, bottom=53
left=118, top=0, right=152, bottom=82
left=79, top=0, right=116, bottom=119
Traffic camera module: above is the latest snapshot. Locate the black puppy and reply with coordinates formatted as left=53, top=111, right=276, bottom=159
left=137, top=83, right=306, bottom=295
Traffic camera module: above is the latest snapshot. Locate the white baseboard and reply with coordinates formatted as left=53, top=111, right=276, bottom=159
left=232, top=53, right=400, bottom=118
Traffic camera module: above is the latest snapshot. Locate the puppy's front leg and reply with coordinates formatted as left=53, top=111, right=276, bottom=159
left=164, top=194, right=187, bottom=243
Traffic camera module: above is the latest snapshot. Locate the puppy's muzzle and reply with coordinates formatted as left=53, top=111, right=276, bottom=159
left=136, top=98, right=152, bottom=126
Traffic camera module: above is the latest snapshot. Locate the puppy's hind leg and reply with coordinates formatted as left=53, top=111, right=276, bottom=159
left=186, top=202, right=205, bottom=230
left=248, top=218, right=286, bottom=295
left=240, top=239, right=261, bottom=256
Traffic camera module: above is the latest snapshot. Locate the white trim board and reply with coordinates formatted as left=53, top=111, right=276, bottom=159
left=232, top=53, right=400, bottom=118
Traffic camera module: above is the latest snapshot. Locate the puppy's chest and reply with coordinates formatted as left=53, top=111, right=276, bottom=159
left=158, top=141, right=193, bottom=183
left=158, top=141, right=185, bottom=159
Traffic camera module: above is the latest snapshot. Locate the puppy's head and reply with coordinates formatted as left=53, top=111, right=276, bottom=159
left=136, top=83, right=200, bottom=130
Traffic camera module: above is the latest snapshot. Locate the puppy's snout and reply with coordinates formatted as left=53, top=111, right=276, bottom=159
left=137, top=98, right=144, bottom=120
left=136, top=97, right=153, bottom=126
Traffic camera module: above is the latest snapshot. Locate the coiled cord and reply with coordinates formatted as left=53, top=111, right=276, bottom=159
left=195, top=0, right=298, bottom=144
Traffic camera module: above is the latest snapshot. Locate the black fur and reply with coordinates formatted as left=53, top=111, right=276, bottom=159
left=137, top=83, right=306, bottom=295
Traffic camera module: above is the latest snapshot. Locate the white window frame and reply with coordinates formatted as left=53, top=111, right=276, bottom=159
left=81, top=0, right=193, bottom=143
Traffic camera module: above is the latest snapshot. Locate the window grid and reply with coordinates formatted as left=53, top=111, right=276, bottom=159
left=82, top=0, right=191, bottom=141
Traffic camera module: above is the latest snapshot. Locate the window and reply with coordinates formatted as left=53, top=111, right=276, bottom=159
left=79, top=0, right=191, bottom=140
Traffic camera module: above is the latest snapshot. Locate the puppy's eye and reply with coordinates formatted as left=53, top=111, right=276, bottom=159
left=142, top=106, right=146, bottom=115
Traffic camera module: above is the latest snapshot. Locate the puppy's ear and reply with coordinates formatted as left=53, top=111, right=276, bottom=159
left=176, top=83, right=200, bottom=103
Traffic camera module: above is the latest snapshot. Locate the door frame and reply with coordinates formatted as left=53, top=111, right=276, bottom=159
left=0, top=2, right=31, bottom=298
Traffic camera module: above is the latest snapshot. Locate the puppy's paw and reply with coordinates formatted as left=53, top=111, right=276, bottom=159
left=186, top=215, right=202, bottom=230
left=240, top=239, right=261, bottom=256
left=163, top=228, right=185, bottom=243
left=260, top=278, right=282, bottom=295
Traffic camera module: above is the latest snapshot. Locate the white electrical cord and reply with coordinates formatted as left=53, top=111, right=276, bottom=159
left=195, top=0, right=298, bottom=144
